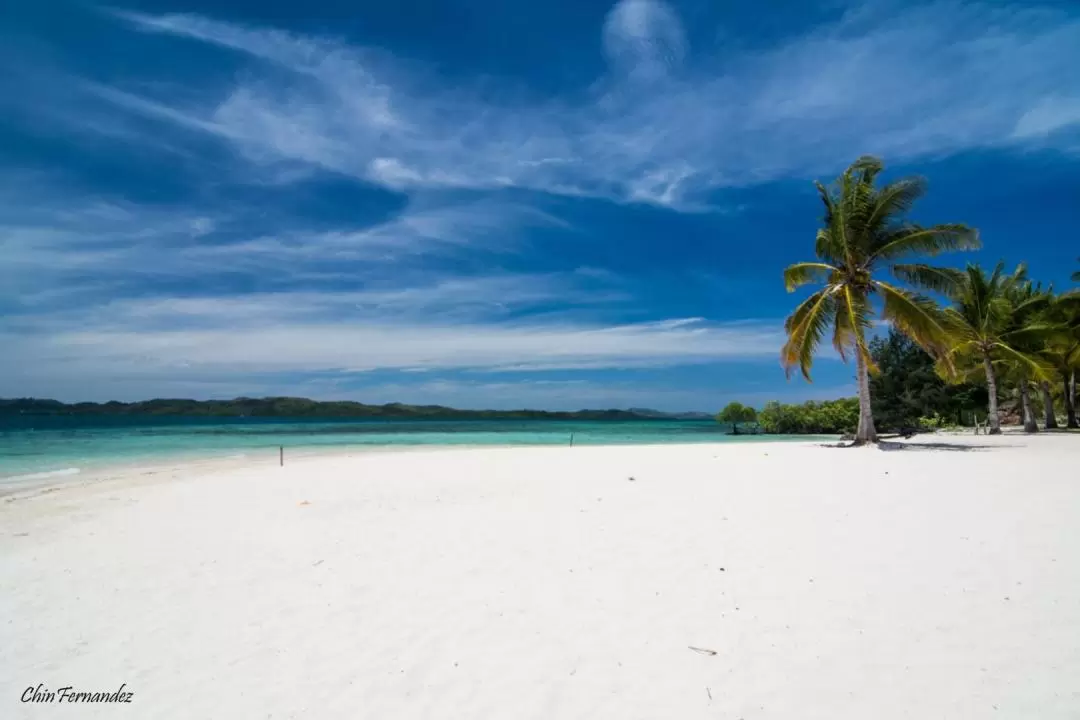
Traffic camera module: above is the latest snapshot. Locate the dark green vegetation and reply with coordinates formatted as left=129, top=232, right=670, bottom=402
left=715, top=402, right=758, bottom=432
left=757, top=398, right=859, bottom=435
left=868, top=330, right=987, bottom=431
left=0, top=397, right=701, bottom=421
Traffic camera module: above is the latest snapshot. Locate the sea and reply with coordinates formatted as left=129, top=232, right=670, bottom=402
left=0, top=416, right=820, bottom=484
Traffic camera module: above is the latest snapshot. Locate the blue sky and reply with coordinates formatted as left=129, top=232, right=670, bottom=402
left=2, top=0, right=1079, bottom=410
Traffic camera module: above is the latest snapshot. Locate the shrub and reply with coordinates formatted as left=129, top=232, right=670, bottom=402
left=757, top=398, right=859, bottom=434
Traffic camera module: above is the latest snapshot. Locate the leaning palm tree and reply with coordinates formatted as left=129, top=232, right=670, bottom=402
left=936, top=263, right=1054, bottom=434
left=782, top=156, right=979, bottom=444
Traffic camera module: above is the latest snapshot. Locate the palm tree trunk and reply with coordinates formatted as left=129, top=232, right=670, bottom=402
left=854, top=349, right=877, bottom=444
left=1020, top=380, right=1038, bottom=433
left=983, top=353, right=1002, bottom=435
left=1041, top=381, right=1058, bottom=429
left=1066, top=372, right=1079, bottom=429
left=1072, top=371, right=1078, bottom=426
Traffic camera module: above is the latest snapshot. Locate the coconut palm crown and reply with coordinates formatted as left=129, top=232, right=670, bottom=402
left=782, top=156, right=980, bottom=444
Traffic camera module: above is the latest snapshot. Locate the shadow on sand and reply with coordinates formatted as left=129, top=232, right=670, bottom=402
left=820, top=439, right=1018, bottom=452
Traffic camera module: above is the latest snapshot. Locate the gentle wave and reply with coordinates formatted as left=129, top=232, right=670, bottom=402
left=4, top=467, right=82, bottom=483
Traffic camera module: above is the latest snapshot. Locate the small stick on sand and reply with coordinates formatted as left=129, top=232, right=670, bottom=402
left=688, top=646, right=717, bottom=656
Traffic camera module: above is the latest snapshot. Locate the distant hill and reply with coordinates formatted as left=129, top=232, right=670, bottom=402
left=0, top=397, right=712, bottom=421
left=627, top=408, right=713, bottom=420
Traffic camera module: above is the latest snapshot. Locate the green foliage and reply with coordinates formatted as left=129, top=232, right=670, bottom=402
left=757, top=398, right=859, bottom=434
left=716, top=402, right=758, bottom=428
left=916, top=413, right=952, bottom=431
left=868, top=329, right=987, bottom=431
left=782, top=156, right=979, bottom=382
left=940, top=263, right=1054, bottom=381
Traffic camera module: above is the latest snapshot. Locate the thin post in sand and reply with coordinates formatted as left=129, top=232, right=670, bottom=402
left=280, top=446, right=284, bottom=466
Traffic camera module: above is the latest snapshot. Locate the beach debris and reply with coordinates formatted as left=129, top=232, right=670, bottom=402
left=628, top=476, right=636, bottom=482
left=298, top=500, right=311, bottom=506
left=706, top=687, right=713, bottom=702
left=312, top=559, right=324, bottom=567
left=688, top=646, right=717, bottom=656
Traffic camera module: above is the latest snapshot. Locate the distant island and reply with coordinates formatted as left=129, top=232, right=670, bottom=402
left=0, top=397, right=715, bottom=421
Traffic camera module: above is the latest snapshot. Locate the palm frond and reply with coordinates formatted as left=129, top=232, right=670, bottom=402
left=813, top=182, right=847, bottom=264
left=870, top=224, right=980, bottom=262
left=832, top=299, right=853, bottom=363
left=784, top=262, right=838, bottom=291
left=782, top=288, right=837, bottom=381
left=1002, top=323, right=1064, bottom=349
left=935, top=346, right=984, bottom=384
left=891, top=264, right=966, bottom=296
left=941, top=307, right=981, bottom=344
left=990, top=342, right=1055, bottom=382
left=864, top=176, right=926, bottom=234
left=841, top=285, right=876, bottom=368
left=875, top=280, right=953, bottom=364
left=849, top=155, right=884, bottom=180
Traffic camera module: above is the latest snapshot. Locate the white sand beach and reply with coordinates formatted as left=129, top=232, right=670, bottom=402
left=2, top=436, right=1079, bottom=719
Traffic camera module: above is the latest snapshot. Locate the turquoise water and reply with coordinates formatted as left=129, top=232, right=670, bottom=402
left=0, top=416, right=816, bottom=482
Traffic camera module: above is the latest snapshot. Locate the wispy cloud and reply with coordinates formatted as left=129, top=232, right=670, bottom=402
left=0, top=174, right=789, bottom=391
left=0, top=306, right=788, bottom=396
left=0, top=176, right=566, bottom=314
left=83, top=0, right=1080, bottom=209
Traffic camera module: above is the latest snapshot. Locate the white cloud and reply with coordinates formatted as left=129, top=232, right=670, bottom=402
left=14, top=271, right=626, bottom=330
left=0, top=309, right=786, bottom=394
left=602, top=0, right=687, bottom=82
left=0, top=176, right=788, bottom=389
left=86, top=0, right=1080, bottom=209
left=1013, top=96, right=1080, bottom=140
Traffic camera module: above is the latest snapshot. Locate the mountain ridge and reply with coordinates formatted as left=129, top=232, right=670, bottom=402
left=0, top=397, right=713, bottom=421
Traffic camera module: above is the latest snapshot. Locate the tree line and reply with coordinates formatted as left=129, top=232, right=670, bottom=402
left=718, top=329, right=990, bottom=435
left=0, top=397, right=668, bottom=421
left=771, top=156, right=1077, bottom=442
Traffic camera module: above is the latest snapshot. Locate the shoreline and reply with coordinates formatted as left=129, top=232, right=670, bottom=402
left=0, top=434, right=834, bottom=498
left=4, top=426, right=1071, bottom=499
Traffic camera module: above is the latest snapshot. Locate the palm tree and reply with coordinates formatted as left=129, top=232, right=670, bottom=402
left=1049, top=290, right=1080, bottom=428
left=1002, top=280, right=1056, bottom=433
left=937, top=263, right=1054, bottom=434
left=782, top=156, right=979, bottom=444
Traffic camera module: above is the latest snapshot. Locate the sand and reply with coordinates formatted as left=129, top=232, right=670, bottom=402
left=2, top=435, right=1079, bottom=719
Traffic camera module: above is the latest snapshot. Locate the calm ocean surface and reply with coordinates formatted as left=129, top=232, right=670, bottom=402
left=0, top=416, right=821, bottom=482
